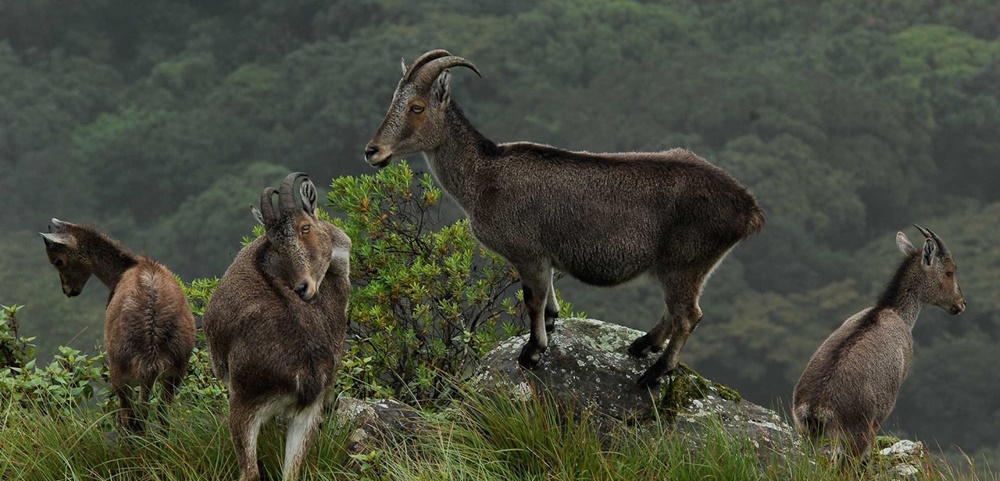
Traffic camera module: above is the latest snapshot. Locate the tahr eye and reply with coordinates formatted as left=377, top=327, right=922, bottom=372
left=301, top=225, right=311, bottom=235
left=945, top=271, right=954, bottom=278
left=410, top=105, right=424, bottom=114
left=55, top=259, right=64, bottom=267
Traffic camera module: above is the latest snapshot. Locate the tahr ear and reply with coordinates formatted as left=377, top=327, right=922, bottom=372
left=250, top=205, right=265, bottom=225
left=300, top=179, right=318, bottom=216
left=896, top=232, right=917, bottom=256
left=51, top=217, right=74, bottom=232
left=400, top=57, right=408, bottom=75
left=40, top=232, right=76, bottom=250
left=921, top=238, right=938, bottom=268
left=432, top=69, right=451, bottom=106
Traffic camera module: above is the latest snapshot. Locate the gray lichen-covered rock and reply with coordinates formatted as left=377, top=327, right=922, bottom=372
left=334, top=318, right=934, bottom=478
left=337, top=397, right=422, bottom=454
left=471, top=318, right=799, bottom=456
left=871, top=438, right=932, bottom=479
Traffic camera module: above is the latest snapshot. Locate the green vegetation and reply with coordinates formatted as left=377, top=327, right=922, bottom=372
left=0, top=397, right=355, bottom=480
left=657, top=364, right=743, bottom=422
left=0, top=374, right=993, bottom=480
left=1, top=273, right=995, bottom=479
left=2, top=0, right=1000, bottom=464
left=328, top=163, right=531, bottom=403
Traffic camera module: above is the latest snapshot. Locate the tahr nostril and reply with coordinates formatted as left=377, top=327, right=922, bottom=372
left=294, top=283, right=309, bottom=296
left=364, top=146, right=379, bottom=158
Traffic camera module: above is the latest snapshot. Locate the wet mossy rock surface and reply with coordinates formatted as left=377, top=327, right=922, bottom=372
left=472, top=318, right=799, bottom=455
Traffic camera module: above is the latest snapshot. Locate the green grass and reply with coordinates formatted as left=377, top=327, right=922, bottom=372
left=0, top=390, right=994, bottom=481
left=0, top=397, right=354, bottom=480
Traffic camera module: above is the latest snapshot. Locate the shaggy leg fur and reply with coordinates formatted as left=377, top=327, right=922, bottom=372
left=230, top=399, right=267, bottom=481
left=282, top=400, right=324, bottom=481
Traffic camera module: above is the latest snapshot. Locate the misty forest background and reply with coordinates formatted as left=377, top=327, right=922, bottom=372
left=1, top=0, right=999, bottom=462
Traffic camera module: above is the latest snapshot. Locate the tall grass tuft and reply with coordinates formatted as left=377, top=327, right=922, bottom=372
left=0, top=397, right=354, bottom=480
left=0, top=386, right=992, bottom=480
left=368, top=388, right=989, bottom=481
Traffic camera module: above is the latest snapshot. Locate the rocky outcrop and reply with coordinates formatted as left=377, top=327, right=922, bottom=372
left=337, top=318, right=935, bottom=479
left=470, top=318, right=799, bottom=456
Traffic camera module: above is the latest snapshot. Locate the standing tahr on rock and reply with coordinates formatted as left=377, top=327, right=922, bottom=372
left=41, top=219, right=196, bottom=435
left=203, top=173, right=352, bottom=481
left=792, top=226, right=965, bottom=462
left=364, top=49, right=764, bottom=388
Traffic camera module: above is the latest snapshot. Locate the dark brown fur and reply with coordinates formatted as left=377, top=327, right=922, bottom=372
left=42, top=219, right=195, bottom=434
left=203, top=173, right=351, bottom=481
left=365, top=51, right=763, bottom=388
left=792, top=227, right=965, bottom=462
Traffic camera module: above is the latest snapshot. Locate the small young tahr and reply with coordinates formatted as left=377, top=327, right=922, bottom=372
left=792, top=225, right=965, bottom=461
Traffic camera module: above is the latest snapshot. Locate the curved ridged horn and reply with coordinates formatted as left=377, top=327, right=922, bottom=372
left=259, top=187, right=278, bottom=225
left=913, top=224, right=931, bottom=239
left=403, top=49, right=453, bottom=82
left=412, top=55, right=482, bottom=90
left=279, top=172, right=309, bottom=214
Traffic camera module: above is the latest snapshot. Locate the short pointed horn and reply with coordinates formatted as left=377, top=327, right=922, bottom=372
left=913, top=224, right=931, bottom=239
left=279, top=172, right=309, bottom=214
left=259, top=187, right=278, bottom=225
left=403, top=49, right=453, bottom=82
left=913, top=224, right=951, bottom=258
left=927, top=228, right=952, bottom=258
left=412, top=55, right=482, bottom=90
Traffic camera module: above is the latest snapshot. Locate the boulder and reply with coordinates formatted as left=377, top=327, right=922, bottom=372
left=337, top=318, right=934, bottom=479
left=470, top=318, right=799, bottom=456
left=337, top=397, right=421, bottom=454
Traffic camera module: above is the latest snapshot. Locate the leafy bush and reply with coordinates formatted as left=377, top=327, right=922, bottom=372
left=327, top=162, right=570, bottom=403
left=177, top=277, right=228, bottom=402
left=0, top=304, right=33, bottom=369
left=178, top=275, right=219, bottom=319
left=0, top=305, right=106, bottom=411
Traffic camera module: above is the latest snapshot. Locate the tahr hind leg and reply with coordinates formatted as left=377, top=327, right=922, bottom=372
left=281, top=399, right=324, bottom=481
left=230, top=396, right=267, bottom=481
left=627, top=301, right=673, bottom=358
left=544, top=268, right=559, bottom=332
left=516, top=261, right=552, bottom=369
left=635, top=268, right=708, bottom=389
left=155, top=370, right=184, bottom=431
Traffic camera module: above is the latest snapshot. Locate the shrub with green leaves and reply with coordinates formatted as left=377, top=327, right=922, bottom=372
left=327, top=162, right=569, bottom=403
left=178, top=276, right=219, bottom=319
left=1, top=304, right=33, bottom=369
left=0, top=305, right=106, bottom=412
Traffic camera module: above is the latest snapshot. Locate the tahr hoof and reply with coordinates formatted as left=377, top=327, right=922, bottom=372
left=636, top=370, right=663, bottom=390
left=628, top=334, right=655, bottom=358
left=517, top=341, right=544, bottom=369
left=636, top=359, right=672, bottom=390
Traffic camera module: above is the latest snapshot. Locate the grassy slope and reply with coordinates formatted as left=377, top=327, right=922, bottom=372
left=0, top=391, right=992, bottom=481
